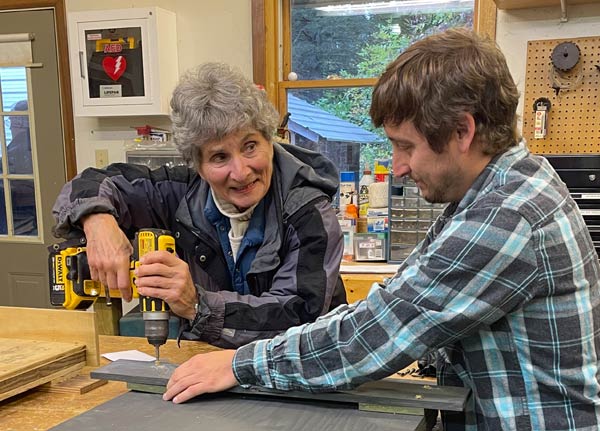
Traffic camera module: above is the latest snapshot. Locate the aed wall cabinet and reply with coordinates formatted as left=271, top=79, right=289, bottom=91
left=67, top=7, right=178, bottom=116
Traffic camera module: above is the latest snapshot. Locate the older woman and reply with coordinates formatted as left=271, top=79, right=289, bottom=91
left=52, top=63, right=346, bottom=348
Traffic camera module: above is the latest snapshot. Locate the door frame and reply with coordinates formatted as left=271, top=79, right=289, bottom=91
left=0, top=0, right=76, bottom=180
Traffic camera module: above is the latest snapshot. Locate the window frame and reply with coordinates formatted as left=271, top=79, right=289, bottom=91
left=0, top=67, right=42, bottom=240
left=252, top=0, right=497, bottom=118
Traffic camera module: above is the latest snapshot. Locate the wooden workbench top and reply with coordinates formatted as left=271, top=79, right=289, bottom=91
left=0, top=334, right=435, bottom=431
left=0, top=335, right=220, bottom=431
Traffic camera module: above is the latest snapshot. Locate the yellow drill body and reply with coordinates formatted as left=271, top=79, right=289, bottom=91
left=49, top=228, right=176, bottom=361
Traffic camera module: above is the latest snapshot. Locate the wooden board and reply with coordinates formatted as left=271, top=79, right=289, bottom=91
left=91, top=359, right=469, bottom=413
left=0, top=338, right=86, bottom=402
left=49, top=390, right=427, bottom=431
left=0, top=306, right=100, bottom=366
left=39, top=375, right=107, bottom=395
left=0, top=336, right=223, bottom=431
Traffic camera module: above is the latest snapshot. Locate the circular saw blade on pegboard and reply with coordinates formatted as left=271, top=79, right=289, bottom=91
left=523, top=36, right=600, bottom=154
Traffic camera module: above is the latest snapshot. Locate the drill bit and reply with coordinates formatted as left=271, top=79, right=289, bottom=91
left=144, top=308, right=168, bottom=366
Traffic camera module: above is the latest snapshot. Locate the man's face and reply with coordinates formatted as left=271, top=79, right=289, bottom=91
left=385, top=121, right=465, bottom=204
left=197, top=128, right=274, bottom=212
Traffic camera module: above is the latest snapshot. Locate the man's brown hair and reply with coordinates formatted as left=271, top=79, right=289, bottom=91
left=370, top=28, right=520, bottom=155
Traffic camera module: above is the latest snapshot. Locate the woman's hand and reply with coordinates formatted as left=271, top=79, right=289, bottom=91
left=82, top=213, right=134, bottom=301
left=163, top=350, right=238, bottom=404
left=134, top=250, right=198, bottom=320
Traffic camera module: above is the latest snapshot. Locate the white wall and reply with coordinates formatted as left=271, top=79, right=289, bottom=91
left=65, top=0, right=253, bottom=172
left=64, top=2, right=600, bottom=171
left=495, top=3, right=600, bottom=132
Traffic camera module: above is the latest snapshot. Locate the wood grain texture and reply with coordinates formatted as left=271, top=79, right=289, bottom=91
left=92, top=298, right=122, bottom=336
left=0, top=338, right=86, bottom=401
left=0, top=335, right=221, bottom=431
left=39, top=375, right=107, bottom=395
left=0, top=336, right=441, bottom=431
left=0, top=306, right=100, bottom=366
left=474, top=0, right=497, bottom=40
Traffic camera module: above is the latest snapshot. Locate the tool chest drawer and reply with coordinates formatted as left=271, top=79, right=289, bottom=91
left=545, top=154, right=600, bottom=258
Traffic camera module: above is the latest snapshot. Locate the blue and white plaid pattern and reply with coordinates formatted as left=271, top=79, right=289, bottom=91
left=234, top=144, right=600, bottom=430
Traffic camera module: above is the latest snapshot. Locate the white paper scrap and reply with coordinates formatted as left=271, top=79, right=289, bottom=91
left=101, top=350, right=156, bottom=362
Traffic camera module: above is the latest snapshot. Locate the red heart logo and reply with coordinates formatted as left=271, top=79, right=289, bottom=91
left=102, top=56, right=127, bottom=81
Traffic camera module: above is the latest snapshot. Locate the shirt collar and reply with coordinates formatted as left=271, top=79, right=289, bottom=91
left=453, top=142, right=528, bottom=215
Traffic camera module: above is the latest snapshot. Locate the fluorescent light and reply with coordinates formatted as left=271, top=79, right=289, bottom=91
left=314, top=0, right=473, bottom=16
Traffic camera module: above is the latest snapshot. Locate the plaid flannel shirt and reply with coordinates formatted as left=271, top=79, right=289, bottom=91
left=234, top=144, right=600, bottom=430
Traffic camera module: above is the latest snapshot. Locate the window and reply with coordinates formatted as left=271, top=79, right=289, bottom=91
left=289, top=0, right=474, bottom=81
left=254, top=0, right=496, bottom=173
left=0, top=67, right=39, bottom=238
left=1, top=68, right=28, bottom=142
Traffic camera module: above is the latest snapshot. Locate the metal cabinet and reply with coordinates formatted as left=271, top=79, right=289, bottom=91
left=545, top=154, right=600, bottom=256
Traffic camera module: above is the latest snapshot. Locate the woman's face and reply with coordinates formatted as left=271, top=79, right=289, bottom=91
left=197, top=129, right=274, bottom=211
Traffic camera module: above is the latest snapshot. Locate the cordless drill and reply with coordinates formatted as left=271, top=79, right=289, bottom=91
left=132, top=229, right=175, bottom=363
left=49, top=228, right=175, bottom=363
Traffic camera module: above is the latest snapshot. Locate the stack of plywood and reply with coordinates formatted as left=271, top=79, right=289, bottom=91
left=0, top=306, right=100, bottom=401
left=0, top=338, right=86, bottom=401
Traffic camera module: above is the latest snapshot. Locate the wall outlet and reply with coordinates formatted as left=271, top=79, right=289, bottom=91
left=95, top=149, right=109, bottom=168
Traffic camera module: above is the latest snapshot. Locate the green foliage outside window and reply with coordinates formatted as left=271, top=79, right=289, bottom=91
left=290, top=6, right=472, bottom=171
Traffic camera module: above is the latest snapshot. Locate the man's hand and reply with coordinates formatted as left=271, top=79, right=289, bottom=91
left=163, top=350, right=238, bottom=404
left=82, top=213, right=133, bottom=301
left=134, top=251, right=198, bottom=320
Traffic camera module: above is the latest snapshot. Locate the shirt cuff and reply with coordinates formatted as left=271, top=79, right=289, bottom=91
left=232, top=339, right=272, bottom=387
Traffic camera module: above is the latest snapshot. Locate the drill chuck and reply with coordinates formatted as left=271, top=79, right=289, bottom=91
left=141, top=295, right=170, bottom=348
left=143, top=310, right=169, bottom=347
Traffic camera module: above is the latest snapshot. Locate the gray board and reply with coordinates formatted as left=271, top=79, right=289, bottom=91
left=91, top=359, right=469, bottom=412
left=49, top=390, right=426, bottom=431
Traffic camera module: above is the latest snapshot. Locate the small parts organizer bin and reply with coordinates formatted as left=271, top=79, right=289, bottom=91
left=388, top=177, right=445, bottom=263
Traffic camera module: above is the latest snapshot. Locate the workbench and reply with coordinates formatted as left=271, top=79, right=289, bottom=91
left=0, top=335, right=219, bottom=431
left=0, top=334, right=442, bottom=431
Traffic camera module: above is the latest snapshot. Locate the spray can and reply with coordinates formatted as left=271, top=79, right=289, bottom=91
left=339, top=171, right=356, bottom=213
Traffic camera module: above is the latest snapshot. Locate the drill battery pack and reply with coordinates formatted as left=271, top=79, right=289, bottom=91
left=48, top=228, right=175, bottom=310
left=48, top=238, right=107, bottom=310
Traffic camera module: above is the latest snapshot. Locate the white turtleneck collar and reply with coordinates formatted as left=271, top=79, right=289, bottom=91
left=211, top=189, right=258, bottom=261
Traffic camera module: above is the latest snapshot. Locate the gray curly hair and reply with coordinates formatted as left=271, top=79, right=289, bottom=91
left=170, top=62, right=279, bottom=166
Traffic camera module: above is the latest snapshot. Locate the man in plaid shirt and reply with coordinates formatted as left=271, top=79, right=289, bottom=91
left=164, top=29, right=600, bottom=430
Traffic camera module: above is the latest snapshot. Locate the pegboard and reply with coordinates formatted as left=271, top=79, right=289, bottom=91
left=523, top=36, right=600, bottom=154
